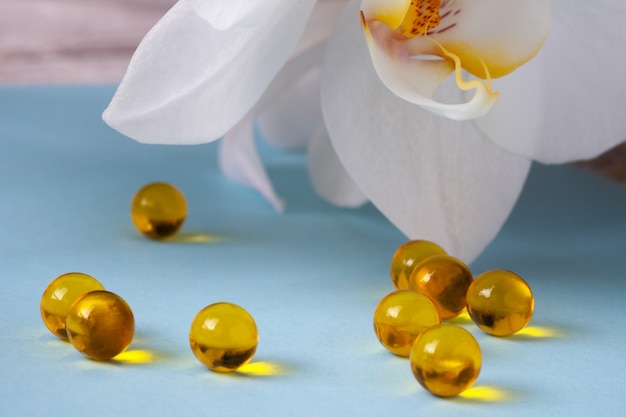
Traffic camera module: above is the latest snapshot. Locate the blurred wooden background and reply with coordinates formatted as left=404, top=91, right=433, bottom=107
left=1, top=0, right=624, bottom=180
left=0, top=0, right=176, bottom=83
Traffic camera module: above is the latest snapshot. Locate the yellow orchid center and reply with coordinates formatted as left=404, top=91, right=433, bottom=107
left=360, top=0, right=551, bottom=120
left=393, top=0, right=495, bottom=82
left=397, top=0, right=441, bottom=39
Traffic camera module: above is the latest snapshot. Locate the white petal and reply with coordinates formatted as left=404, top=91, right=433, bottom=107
left=256, top=42, right=326, bottom=112
left=307, top=125, right=369, bottom=207
left=184, top=0, right=288, bottom=30
left=103, top=0, right=316, bottom=145
left=219, top=116, right=285, bottom=212
left=473, top=53, right=546, bottom=160
left=254, top=0, right=343, bottom=149
left=255, top=0, right=345, bottom=114
left=257, top=68, right=323, bottom=150
left=477, top=0, right=626, bottom=163
left=293, top=0, right=349, bottom=57
left=322, top=0, right=531, bottom=263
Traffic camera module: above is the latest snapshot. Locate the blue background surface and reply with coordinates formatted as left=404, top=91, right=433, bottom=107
left=1, top=86, right=625, bottom=416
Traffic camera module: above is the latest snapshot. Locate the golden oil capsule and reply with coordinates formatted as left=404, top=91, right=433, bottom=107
left=466, top=270, right=534, bottom=336
left=373, top=290, right=441, bottom=357
left=409, top=255, right=473, bottom=319
left=131, top=182, right=187, bottom=239
left=390, top=240, right=446, bottom=290
left=40, top=272, right=105, bottom=340
left=66, top=290, right=135, bottom=361
left=410, top=324, right=481, bottom=397
left=189, top=302, right=259, bottom=373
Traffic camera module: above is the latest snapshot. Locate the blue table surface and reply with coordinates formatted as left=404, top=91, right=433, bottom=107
left=1, top=86, right=625, bottom=417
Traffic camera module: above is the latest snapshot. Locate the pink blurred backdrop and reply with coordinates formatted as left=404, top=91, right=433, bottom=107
left=0, top=0, right=175, bottom=83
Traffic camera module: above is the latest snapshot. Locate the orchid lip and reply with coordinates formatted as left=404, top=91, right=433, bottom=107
left=360, top=1, right=499, bottom=121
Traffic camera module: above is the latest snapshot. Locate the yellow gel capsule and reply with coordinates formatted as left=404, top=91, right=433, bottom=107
left=410, top=324, right=482, bottom=397
left=40, top=272, right=105, bottom=340
left=66, top=290, right=135, bottom=361
left=390, top=240, right=447, bottom=290
left=189, top=302, right=259, bottom=373
left=373, top=290, right=441, bottom=357
left=409, top=255, right=473, bottom=320
left=466, top=270, right=534, bottom=336
left=131, top=182, right=187, bottom=239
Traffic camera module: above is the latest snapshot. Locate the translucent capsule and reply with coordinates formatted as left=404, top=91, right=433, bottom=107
left=410, top=324, right=482, bottom=397
left=66, top=290, right=135, bottom=361
left=189, top=302, right=259, bottom=373
left=40, top=272, right=105, bottom=340
left=466, top=270, right=534, bottom=336
left=409, top=255, right=473, bottom=320
left=131, top=182, right=187, bottom=239
left=373, top=290, right=441, bottom=357
left=390, top=240, right=447, bottom=290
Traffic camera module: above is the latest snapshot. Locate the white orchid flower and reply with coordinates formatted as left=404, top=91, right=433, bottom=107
left=104, top=0, right=626, bottom=263
left=322, top=0, right=626, bottom=261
